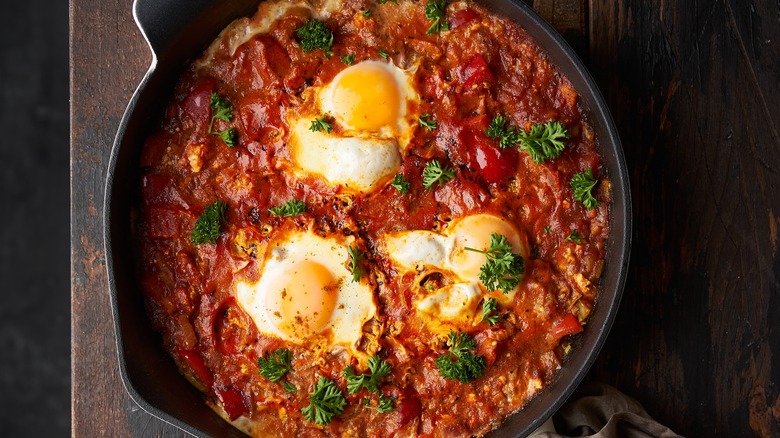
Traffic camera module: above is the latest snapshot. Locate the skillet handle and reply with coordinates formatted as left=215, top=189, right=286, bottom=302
left=133, top=0, right=219, bottom=55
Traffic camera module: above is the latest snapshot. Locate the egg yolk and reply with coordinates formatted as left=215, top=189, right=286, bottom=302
left=448, top=215, right=523, bottom=283
left=266, top=260, right=338, bottom=339
left=330, top=62, right=401, bottom=132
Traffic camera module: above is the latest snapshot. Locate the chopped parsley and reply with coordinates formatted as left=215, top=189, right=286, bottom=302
left=390, top=173, right=410, bottom=194
left=257, top=349, right=292, bottom=383
left=363, top=395, right=394, bottom=413
left=343, top=355, right=391, bottom=394
left=208, top=92, right=237, bottom=147
left=464, top=233, right=525, bottom=294
left=434, top=331, right=486, bottom=383
left=481, top=298, right=500, bottom=326
left=378, top=0, right=398, bottom=4
left=310, top=116, right=333, bottom=133
left=419, top=113, right=437, bottom=131
left=347, top=245, right=366, bottom=283
left=190, top=201, right=227, bottom=245
left=268, top=199, right=306, bottom=217
left=570, top=168, right=599, bottom=209
left=378, top=48, right=390, bottom=59
left=565, top=229, right=585, bottom=245
left=282, top=381, right=297, bottom=394
left=362, top=9, right=372, bottom=17
left=425, top=0, right=450, bottom=35
left=301, top=376, right=346, bottom=425
left=295, top=19, right=334, bottom=55
left=520, top=120, right=569, bottom=163
left=486, top=116, right=569, bottom=162
left=543, top=226, right=552, bottom=233
left=422, top=160, right=455, bottom=189
left=341, top=53, right=356, bottom=65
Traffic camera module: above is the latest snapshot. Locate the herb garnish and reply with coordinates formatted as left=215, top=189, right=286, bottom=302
left=390, top=173, right=410, bottom=194
left=570, top=168, right=599, bottom=209
left=362, top=9, right=372, bottom=17
left=295, top=19, right=334, bottom=55
left=208, top=92, right=237, bottom=147
left=347, top=245, right=366, bottom=283
left=422, top=160, right=455, bottom=189
left=268, top=199, right=306, bottom=217
left=343, top=355, right=392, bottom=394
left=282, top=382, right=297, bottom=394
left=481, top=298, right=500, bottom=326
left=310, top=116, right=333, bottom=133
left=425, top=0, right=450, bottom=34
left=363, top=395, right=394, bottom=413
left=191, top=201, right=227, bottom=245
left=257, top=348, right=292, bottom=383
left=565, top=230, right=585, bottom=245
left=543, top=226, right=552, bottom=233
left=486, top=117, right=569, bottom=163
left=419, top=113, right=437, bottom=131
left=434, top=331, right=486, bottom=382
left=378, top=48, right=390, bottom=59
left=464, top=233, right=524, bottom=293
left=378, top=0, right=398, bottom=4
left=301, top=376, right=347, bottom=425
left=341, top=53, right=356, bottom=65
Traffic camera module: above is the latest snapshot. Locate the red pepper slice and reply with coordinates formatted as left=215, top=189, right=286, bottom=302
left=460, top=54, right=495, bottom=89
left=215, top=387, right=248, bottom=421
left=178, top=349, right=213, bottom=389
left=550, top=313, right=584, bottom=340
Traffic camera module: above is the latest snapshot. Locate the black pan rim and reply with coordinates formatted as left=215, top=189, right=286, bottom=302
left=103, top=0, right=632, bottom=436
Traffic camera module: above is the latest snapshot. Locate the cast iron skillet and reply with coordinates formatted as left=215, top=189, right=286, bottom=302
left=104, top=0, right=631, bottom=436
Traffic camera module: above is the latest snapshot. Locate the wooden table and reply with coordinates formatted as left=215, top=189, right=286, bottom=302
left=71, top=0, right=780, bottom=436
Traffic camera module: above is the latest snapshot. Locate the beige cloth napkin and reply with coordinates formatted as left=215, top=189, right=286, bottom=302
left=529, top=383, right=683, bottom=438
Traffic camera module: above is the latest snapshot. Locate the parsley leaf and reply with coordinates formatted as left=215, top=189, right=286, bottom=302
left=390, top=173, right=410, bottom=194
left=208, top=92, right=237, bottom=147
left=191, top=201, right=227, bottom=245
left=209, top=92, right=233, bottom=130
left=282, top=381, right=297, bottom=394
left=486, top=117, right=569, bottom=162
left=422, top=160, right=455, bottom=189
left=419, top=113, right=437, bottom=131
left=570, top=168, right=599, bottom=209
left=347, top=245, right=366, bottom=283
left=378, top=48, right=390, bottom=59
left=481, top=298, right=500, bottom=326
left=363, top=395, right=394, bottom=413
left=543, top=226, right=552, bottom=233
left=565, top=229, right=585, bottom=245
left=257, top=349, right=292, bottom=383
left=519, top=120, right=569, bottom=163
left=343, top=355, right=392, bottom=394
left=341, top=53, right=356, bottom=65
left=434, top=331, right=486, bottom=382
left=268, top=199, right=306, bottom=217
left=362, top=9, right=372, bottom=17
left=378, top=0, right=398, bottom=4
left=310, top=116, right=333, bottom=133
left=295, top=19, right=334, bottom=54
left=464, top=233, right=525, bottom=293
left=302, top=376, right=346, bottom=425
left=425, top=0, right=450, bottom=35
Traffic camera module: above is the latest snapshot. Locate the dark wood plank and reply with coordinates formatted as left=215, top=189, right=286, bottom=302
left=533, top=0, right=588, bottom=59
left=587, top=0, right=780, bottom=436
left=70, top=0, right=187, bottom=436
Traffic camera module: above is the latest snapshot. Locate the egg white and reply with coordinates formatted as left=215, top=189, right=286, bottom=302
left=234, top=228, right=376, bottom=356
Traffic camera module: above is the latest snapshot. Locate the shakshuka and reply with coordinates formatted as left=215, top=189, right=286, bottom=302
left=136, top=0, right=610, bottom=435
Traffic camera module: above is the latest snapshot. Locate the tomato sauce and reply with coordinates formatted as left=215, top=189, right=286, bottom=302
left=136, top=0, right=609, bottom=436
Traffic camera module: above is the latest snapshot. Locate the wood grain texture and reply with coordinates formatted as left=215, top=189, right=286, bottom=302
left=587, top=0, right=780, bottom=436
left=70, top=0, right=187, bottom=436
left=71, top=0, right=780, bottom=436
